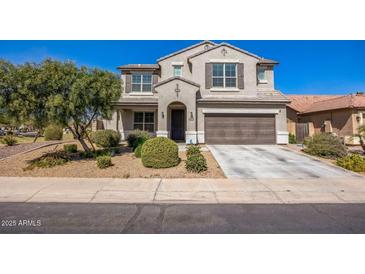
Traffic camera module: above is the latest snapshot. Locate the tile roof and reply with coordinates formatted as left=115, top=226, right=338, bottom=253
left=188, top=42, right=279, bottom=64
left=117, top=64, right=159, bottom=70
left=157, top=41, right=216, bottom=62
left=154, top=76, right=200, bottom=88
left=287, top=93, right=365, bottom=113
left=287, top=95, right=341, bottom=112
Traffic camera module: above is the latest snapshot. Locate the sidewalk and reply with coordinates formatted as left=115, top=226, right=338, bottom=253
left=1, top=176, right=365, bottom=204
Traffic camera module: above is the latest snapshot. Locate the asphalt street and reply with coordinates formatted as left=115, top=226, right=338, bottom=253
left=1, top=202, right=365, bottom=233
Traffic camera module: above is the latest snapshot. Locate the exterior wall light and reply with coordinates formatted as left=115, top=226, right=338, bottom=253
left=162, top=112, right=164, bottom=119
left=189, top=111, right=194, bottom=121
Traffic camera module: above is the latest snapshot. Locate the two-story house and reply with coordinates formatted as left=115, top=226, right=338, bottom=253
left=103, top=41, right=289, bottom=144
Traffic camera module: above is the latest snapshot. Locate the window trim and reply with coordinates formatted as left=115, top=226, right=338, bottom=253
left=131, top=73, right=153, bottom=92
left=173, top=65, right=183, bottom=77
left=257, top=67, right=267, bottom=84
left=133, top=111, right=155, bottom=132
left=212, top=63, right=237, bottom=88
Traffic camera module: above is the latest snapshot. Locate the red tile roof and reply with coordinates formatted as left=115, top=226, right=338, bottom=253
left=287, top=93, right=365, bottom=114
left=287, top=95, right=341, bottom=112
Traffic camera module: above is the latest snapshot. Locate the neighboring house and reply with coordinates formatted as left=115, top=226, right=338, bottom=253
left=287, top=93, right=365, bottom=144
left=104, top=41, right=289, bottom=144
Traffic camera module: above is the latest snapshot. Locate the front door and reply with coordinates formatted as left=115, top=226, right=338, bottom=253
left=171, top=109, right=185, bottom=141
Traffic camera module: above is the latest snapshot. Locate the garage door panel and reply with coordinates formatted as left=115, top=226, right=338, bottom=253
left=205, top=114, right=276, bottom=144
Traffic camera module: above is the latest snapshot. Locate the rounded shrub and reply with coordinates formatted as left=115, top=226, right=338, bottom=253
left=185, top=153, right=208, bottom=173
left=91, top=130, right=121, bottom=148
left=141, top=137, right=179, bottom=168
left=134, top=144, right=142, bottom=158
left=336, top=154, right=365, bottom=172
left=44, top=124, right=63, bottom=141
left=96, top=155, right=112, bottom=169
left=303, top=133, right=347, bottom=159
left=126, top=130, right=150, bottom=150
left=64, top=144, right=78, bottom=153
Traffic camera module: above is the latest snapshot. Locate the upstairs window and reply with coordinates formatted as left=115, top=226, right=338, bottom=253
left=257, top=67, right=267, bottom=83
left=212, top=63, right=237, bottom=88
left=132, top=73, right=152, bottom=92
left=173, top=65, right=182, bottom=77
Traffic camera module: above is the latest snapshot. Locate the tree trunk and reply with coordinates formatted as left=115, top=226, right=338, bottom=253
left=84, top=130, right=96, bottom=152
left=78, top=137, right=91, bottom=152
left=33, top=130, right=40, bottom=143
left=67, top=125, right=91, bottom=152
left=360, top=137, right=365, bottom=153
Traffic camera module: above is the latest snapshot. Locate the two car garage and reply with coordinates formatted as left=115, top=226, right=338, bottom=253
left=204, top=113, right=276, bottom=145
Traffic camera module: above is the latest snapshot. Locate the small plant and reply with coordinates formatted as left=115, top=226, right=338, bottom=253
left=289, top=133, right=296, bottom=144
left=0, top=134, right=18, bottom=146
left=186, top=145, right=201, bottom=158
left=336, top=154, right=365, bottom=172
left=141, top=137, right=179, bottom=168
left=134, top=144, right=142, bottom=158
left=90, top=130, right=121, bottom=148
left=64, top=144, right=78, bottom=153
left=303, top=133, right=347, bottom=159
left=126, top=130, right=150, bottom=150
left=24, top=151, right=70, bottom=170
left=44, top=124, right=63, bottom=141
left=96, top=155, right=112, bottom=169
left=185, top=153, right=208, bottom=173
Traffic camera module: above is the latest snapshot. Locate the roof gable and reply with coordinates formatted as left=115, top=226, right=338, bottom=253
left=157, top=41, right=216, bottom=62
left=154, top=76, right=200, bottom=88
left=187, top=42, right=278, bottom=64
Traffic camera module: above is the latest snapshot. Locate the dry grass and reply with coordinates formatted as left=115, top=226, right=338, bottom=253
left=0, top=142, right=225, bottom=178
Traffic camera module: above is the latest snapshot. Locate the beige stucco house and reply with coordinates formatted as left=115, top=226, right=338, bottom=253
left=104, top=41, right=289, bottom=144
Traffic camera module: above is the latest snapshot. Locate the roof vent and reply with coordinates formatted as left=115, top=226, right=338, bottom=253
left=204, top=44, right=210, bottom=50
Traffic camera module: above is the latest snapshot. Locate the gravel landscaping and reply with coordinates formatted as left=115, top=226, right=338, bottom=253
left=0, top=142, right=225, bottom=178
left=0, top=141, right=62, bottom=160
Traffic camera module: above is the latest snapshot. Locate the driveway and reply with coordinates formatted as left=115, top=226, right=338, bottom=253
left=208, top=145, right=360, bottom=179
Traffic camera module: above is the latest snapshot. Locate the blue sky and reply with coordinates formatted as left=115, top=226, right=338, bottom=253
left=0, top=40, right=364, bottom=95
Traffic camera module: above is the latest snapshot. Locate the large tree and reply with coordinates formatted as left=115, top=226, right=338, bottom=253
left=43, top=60, right=121, bottom=151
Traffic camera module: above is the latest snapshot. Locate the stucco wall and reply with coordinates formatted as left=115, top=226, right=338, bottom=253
left=286, top=107, right=298, bottom=135
left=298, top=109, right=354, bottom=136
left=158, top=42, right=212, bottom=81
left=189, top=46, right=274, bottom=98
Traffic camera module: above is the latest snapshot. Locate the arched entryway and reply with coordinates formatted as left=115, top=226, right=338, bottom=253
left=168, top=102, right=186, bottom=142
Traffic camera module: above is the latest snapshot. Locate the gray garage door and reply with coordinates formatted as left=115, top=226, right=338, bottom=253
left=205, top=114, right=276, bottom=144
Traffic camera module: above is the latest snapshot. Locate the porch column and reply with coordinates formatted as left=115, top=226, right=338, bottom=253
left=157, top=104, right=168, bottom=137
left=185, top=104, right=197, bottom=144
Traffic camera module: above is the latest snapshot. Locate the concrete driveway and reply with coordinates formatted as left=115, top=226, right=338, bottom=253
left=208, top=145, right=360, bottom=179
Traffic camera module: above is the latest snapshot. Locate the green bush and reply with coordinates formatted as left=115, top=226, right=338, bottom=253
left=186, top=145, right=201, bottom=158
left=0, top=135, right=18, bottom=146
left=289, top=133, right=296, bottom=144
left=303, top=133, right=347, bottom=159
left=336, top=154, right=365, bottom=172
left=24, top=151, right=70, bottom=170
left=79, top=149, right=111, bottom=159
left=90, top=130, right=121, bottom=148
left=185, top=153, right=208, bottom=173
left=44, top=124, right=63, bottom=141
left=96, top=155, right=112, bottom=169
left=126, top=130, right=150, bottom=150
left=141, top=137, right=179, bottom=168
left=64, top=144, right=78, bottom=153
left=134, top=144, right=142, bottom=158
